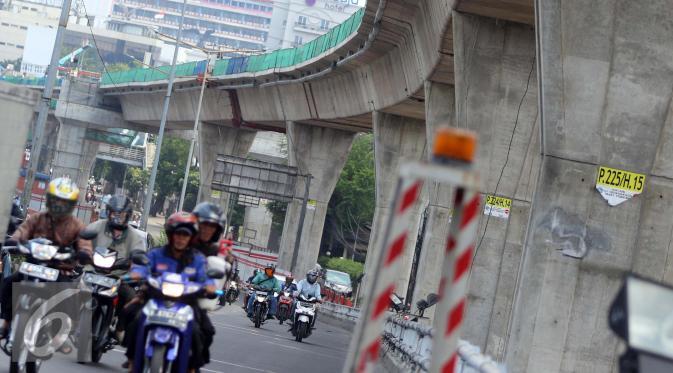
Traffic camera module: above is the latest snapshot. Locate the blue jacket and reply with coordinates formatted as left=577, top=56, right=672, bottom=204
left=131, top=246, right=214, bottom=286
left=296, top=279, right=321, bottom=300
left=251, top=272, right=281, bottom=292
left=281, top=282, right=298, bottom=293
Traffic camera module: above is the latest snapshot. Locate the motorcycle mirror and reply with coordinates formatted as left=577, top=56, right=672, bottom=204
left=79, top=229, right=98, bottom=240
left=207, top=269, right=225, bottom=279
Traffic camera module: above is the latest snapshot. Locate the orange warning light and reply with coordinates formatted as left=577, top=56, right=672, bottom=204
left=432, top=127, right=477, bottom=163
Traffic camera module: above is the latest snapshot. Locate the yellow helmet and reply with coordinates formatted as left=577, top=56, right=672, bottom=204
left=47, top=177, right=79, bottom=201
left=46, top=177, right=79, bottom=217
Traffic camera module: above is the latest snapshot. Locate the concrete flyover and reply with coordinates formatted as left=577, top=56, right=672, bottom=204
left=51, top=0, right=673, bottom=371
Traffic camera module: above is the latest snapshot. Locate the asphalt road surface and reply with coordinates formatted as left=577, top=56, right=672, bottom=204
left=0, top=303, right=352, bottom=373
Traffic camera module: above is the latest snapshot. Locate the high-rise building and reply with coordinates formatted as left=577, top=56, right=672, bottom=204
left=0, top=0, right=62, bottom=62
left=107, top=0, right=273, bottom=53
left=267, top=0, right=363, bottom=50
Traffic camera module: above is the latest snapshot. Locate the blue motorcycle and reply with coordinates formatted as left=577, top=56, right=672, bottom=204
left=132, top=270, right=223, bottom=373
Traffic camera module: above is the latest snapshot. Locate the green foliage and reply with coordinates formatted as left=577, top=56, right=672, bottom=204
left=124, top=167, right=149, bottom=197
left=155, top=231, right=168, bottom=247
left=106, top=61, right=142, bottom=73
left=319, top=257, right=364, bottom=282
left=327, top=133, right=375, bottom=255
left=0, top=58, right=21, bottom=71
left=265, top=200, right=287, bottom=229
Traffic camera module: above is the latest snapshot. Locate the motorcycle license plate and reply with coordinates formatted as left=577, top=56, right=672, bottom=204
left=83, top=272, right=118, bottom=288
left=19, top=262, right=58, bottom=281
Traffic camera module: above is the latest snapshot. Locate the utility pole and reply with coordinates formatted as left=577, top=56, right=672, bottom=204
left=140, top=0, right=187, bottom=230
left=20, top=0, right=73, bottom=210
left=178, top=54, right=213, bottom=211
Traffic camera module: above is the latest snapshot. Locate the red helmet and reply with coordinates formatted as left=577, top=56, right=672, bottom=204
left=165, top=211, right=198, bottom=237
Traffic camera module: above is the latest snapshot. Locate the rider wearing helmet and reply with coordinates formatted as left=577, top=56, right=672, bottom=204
left=123, top=211, right=217, bottom=371
left=281, top=273, right=298, bottom=293
left=0, top=177, right=93, bottom=333
left=289, top=270, right=323, bottom=330
left=247, top=264, right=282, bottom=319
left=85, top=195, right=147, bottom=341
left=191, top=202, right=225, bottom=257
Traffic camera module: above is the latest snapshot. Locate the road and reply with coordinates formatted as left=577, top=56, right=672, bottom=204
left=0, top=303, right=352, bottom=373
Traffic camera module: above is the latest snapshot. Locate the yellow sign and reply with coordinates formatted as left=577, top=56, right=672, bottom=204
left=484, top=195, right=512, bottom=219
left=596, top=166, right=646, bottom=206
left=596, top=166, right=645, bottom=193
left=307, top=199, right=317, bottom=210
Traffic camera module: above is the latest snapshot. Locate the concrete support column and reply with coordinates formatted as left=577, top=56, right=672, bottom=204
left=51, top=122, right=98, bottom=204
left=362, top=112, right=427, bottom=299
left=197, top=123, right=256, bottom=211
left=411, top=81, right=455, bottom=319
left=452, top=12, right=539, bottom=358
left=277, top=122, right=356, bottom=277
left=505, top=1, right=673, bottom=372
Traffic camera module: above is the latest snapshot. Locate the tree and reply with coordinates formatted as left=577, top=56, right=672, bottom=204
left=0, top=58, right=21, bottom=71
left=326, top=134, right=375, bottom=260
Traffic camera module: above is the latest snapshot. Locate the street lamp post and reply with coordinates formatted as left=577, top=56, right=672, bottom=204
left=140, top=0, right=187, bottom=231
left=178, top=53, right=215, bottom=211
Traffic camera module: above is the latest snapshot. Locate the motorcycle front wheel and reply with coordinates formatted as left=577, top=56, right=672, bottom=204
left=148, top=344, right=167, bottom=373
left=295, top=322, right=307, bottom=342
left=253, top=306, right=262, bottom=328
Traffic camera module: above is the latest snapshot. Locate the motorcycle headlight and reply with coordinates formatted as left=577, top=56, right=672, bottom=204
left=256, top=295, right=266, bottom=302
left=30, top=243, right=58, bottom=261
left=230, top=282, right=237, bottom=287
left=93, top=252, right=116, bottom=269
left=162, top=282, right=185, bottom=298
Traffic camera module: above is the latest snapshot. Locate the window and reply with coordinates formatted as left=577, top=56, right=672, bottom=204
left=20, top=26, right=27, bottom=30
left=16, top=45, right=23, bottom=49
left=1, top=23, right=8, bottom=26
left=320, top=19, right=329, bottom=30
left=297, top=16, right=307, bottom=25
left=293, top=35, right=303, bottom=45
left=0, top=42, right=5, bottom=45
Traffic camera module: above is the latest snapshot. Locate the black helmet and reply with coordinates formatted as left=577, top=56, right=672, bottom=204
left=106, top=195, right=132, bottom=230
left=307, top=270, right=318, bottom=284
left=192, top=202, right=225, bottom=243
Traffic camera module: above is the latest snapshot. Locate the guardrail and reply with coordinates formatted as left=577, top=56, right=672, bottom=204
left=317, top=305, right=505, bottom=373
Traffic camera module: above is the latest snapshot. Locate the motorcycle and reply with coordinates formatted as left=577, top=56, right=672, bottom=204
left=291, top=294, right=318, bottom=342
left=0, top=237, right=82, bottom=373
left=249, top=286, right=272, bottom=328
left=75, top=245, right=133, bottom=364
left=276, top=290, right=294, bottom=325
left=222, top=278, right=239, bottom=305
left=132, top=264, right=224, bottom=373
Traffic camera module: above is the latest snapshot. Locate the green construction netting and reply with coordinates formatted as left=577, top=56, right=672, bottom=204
left=100, top=7, right=365, bottom=86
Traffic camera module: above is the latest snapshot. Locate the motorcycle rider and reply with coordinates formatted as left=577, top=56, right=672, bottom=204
left=281, top=273, right=298, bottom=293
left=191, top=202, right=225, bottom=257
left=290, top=270, right=323, bottom=329
left=246, top=264, right=281, bottom=319
left=122, top=211, right=217, bottom=372
left=241, top=269, right=259, bottom=309
left=0, top=177, right=93, bottom=335
left=85, top=195, right=147, bottom=341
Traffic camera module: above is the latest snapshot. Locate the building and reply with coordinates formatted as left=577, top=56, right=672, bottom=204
left=0, top=0, right=62, bottom=62
left=107, top=0, right=273, bottom=53
left=267, top=0, right=363, bottom=50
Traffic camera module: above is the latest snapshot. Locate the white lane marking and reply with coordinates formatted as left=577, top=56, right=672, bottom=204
left=209, top=358, right=278, bottom=373
left=211, top=321, right=286, bottom=339
left=262, top=341, right=342, bottom=361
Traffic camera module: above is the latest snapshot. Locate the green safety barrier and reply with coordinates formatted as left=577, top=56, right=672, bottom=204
left=100, top=7, right=365, bottom=86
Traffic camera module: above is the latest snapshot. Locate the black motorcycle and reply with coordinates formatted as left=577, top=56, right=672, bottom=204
left=0, top=237, right=83, bottom=373
left=250, top=286, right=272, bottom=328
left=76, top=245, right=133, bottom=364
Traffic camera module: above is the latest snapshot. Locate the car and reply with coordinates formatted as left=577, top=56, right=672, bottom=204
left=324, top=269, right=353, bottom=297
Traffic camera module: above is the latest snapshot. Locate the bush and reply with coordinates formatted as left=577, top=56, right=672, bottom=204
left=321, top=257, right=364, bottom=282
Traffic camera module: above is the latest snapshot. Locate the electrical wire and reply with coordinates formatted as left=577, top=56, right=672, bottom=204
left=471, top=57, right=536, bottom=262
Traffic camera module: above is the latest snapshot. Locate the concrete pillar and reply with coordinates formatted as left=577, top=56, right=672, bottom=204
left=411, top=81, right=455, bottom=319
left=0, top=82, right=39, bottom=238
left=277, top=122, right=356, bottom=278
left=452, top=12, right=540, bottom=358
left=505, top=1, right=673, bottom=371
left=51, top=122, right=98, bottom=204
left=362, top=112, right=427, bottom=300
left=197, top=122, right=256, bottom=211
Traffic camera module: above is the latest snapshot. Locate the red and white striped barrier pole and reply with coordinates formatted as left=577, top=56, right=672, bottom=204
left=429, top=186, right=480, bottom=373
left=344, top=177, right=424, bottom=373
left=344, top=127, right=478, bottom=373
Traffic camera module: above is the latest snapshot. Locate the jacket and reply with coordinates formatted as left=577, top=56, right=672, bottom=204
left=131, top=246, right=214, bottom=286
left=86, top=219, right=147, bottom=259
left=281, top=282, right=298, bottom=293
left=295, top=279, right=321, bottom=300
left=251, top=272, right=281, bottom=293
left=11, top=211, right=92, bottom=255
